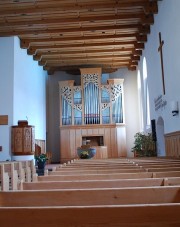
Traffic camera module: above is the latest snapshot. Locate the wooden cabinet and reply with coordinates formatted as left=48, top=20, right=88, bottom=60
left=11, top=125, right=35, bottom=155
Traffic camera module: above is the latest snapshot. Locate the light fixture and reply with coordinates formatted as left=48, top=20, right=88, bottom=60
left=171, top=101, right=179, bottom=116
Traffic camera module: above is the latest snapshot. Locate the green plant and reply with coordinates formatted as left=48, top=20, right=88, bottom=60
left=131, top=132, right=156, bottom=157
left=35, top=153, right=48, bottom=163
left=80, top=150, right=89, bottom=159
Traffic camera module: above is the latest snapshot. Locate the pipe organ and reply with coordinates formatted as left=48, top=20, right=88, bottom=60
left=59, top=68, right=127, bottom=163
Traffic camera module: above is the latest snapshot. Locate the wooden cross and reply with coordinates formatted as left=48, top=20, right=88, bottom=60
left=158, top=32, right=165, bottom=95
left=0, top=115, right=8, bottom=125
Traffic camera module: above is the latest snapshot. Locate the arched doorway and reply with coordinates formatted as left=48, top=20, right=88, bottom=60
left=156, top=116, right=166, bottom=156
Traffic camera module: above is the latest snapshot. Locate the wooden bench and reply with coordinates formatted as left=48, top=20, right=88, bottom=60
left=1, top=186, right=180, bottom=207
left=37, top=172, right=153, bottom=181
left=23, top=176, right=180, bottom=190
left=23, top=177, right=164, bottom=190
left=1, top=186, right=180, bottom=226
left=0, top=160, right=36, bottom=191
left=49, top=168, right=146, bottom=175
left=0, top=204, right=180, bottom=227
left=1, top=158, right=180, bottom=226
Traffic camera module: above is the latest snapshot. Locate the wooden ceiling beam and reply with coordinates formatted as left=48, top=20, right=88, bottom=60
left=20, top=27, right=149, bottom=49
left=34, top=48, right=142, bottom=61
left=0, top=0, right=159, bottom=72
left=128, top=66, right=137, bottom=71
left=40, top=55, right=134, bottom=66
left=0, top=23, right=149, bottom=37
left=27, top=41, right=137, bottom=55
left=43, top=65, right=129, bottom=74
left=21, top=33, right=139, bottom=49
left=134, top=42, right=144, bottom=49
left=143, top=1, right=158, bottom=14
left=0, top=13, right=151, bottom=28
left=45, top=60, right=131, bottom=67
left=22, top=34, right=147, bottom=49
left=41, top=53, right=134, bottom=62
left=0, top=1, right=158, bottom=16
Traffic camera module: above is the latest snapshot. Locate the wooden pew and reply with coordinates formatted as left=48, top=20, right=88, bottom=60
left=1, top=158, right=180, bottom=226
left=0, top=204, right=180, bottom=227
left=0, top=160, right=36, bottom=191
left=1, top=186, right=180, bottom=207
left=0, top=165, right=9, bottom=191
left=22, top=177, right=180, bottom=190
left=37, top=172, right=153, bottom=181
left=48, top=168, right=146, bottom=175
left=23, top=178, right=164, bottom=190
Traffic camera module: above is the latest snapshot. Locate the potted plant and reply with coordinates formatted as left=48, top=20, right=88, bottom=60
left=131, top=132, right=156, bottom=157
left=35, top=153, right=48, bottom=170
left=79, top=150, right=90, bottom=159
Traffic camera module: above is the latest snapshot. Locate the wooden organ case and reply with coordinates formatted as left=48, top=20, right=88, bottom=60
left=59, top=68, right=127, bottom=163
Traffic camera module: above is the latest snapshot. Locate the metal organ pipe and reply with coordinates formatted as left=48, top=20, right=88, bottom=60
left=84, top=83, right=100, bottom=124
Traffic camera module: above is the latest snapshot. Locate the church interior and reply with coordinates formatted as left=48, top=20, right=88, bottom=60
left=0, top=0, right=180, bottom=226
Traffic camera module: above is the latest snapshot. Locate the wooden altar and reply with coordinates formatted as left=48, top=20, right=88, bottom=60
left=59, top=68, right=127, bottom=163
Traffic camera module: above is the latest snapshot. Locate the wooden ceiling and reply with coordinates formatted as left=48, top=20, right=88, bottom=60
left=0, top=0, right=160, bottom=75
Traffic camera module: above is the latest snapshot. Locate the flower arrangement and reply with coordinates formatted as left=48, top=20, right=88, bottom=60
left=35, top=153, right=48, bottom=163
left=80, top=150, right=90, bottom=159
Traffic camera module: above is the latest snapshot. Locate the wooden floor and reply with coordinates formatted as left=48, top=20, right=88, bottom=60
left=1, top=157, right=180, bottom=226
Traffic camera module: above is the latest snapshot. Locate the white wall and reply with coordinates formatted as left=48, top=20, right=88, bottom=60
left=0, top=37, right=14, bottom=160
left=110, top=68, right=140, bottom=157
left=140, top=0, right=180, bottom=133
left=13, top=37, right=47, bottom=139
left=47, top=71, right=81, bottom=162
left=138, top=0, right=180, bottom=154
left=0, top=37, right=47, bottom=161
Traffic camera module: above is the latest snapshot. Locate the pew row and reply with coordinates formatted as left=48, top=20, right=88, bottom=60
left=1, top=186, right=180, bottom=226
left=38, top=172, right=153, bottom=181
left=1, top=186, right=180, bottom=207
left=23, top=178, right=164, bottom=190
left=1, top=158, right=180, bottom=226
left=38, top=170, right=180, bottom=182
left=49, top=168, right=146, bottom=175
left=0, top=204, right=180, bottom=227
left=0, top=160, right=36, bottom=191
left=22, top=177, right=180, bottom=190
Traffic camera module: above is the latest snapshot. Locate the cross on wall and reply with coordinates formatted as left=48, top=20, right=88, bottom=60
left=158, top=32, right=166, bottom=95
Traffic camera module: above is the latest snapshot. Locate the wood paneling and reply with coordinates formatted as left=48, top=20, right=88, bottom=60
left=60, top=128, right=70, bottom=163
left=11, top=126, right=35, bottom=155
left=165, top=131, right=180, bottom=157
left=117, top=126, right=127, bottom=157
left=35, top=139, right=46, bottom=155
left=94, top=146, right=108, bottom=159
left=60, top=124, right=126, bottom=163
